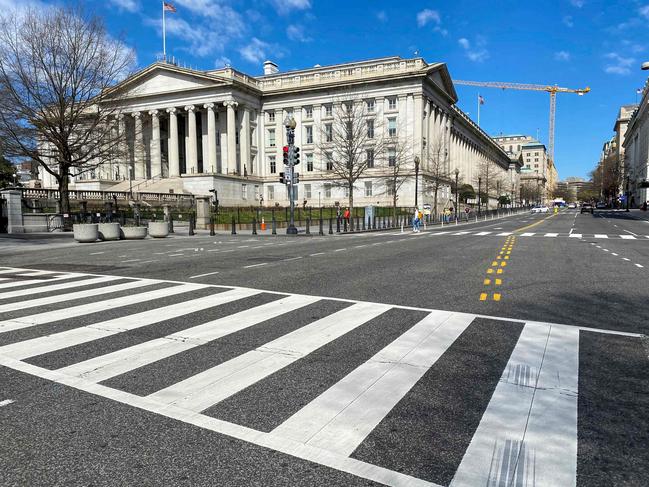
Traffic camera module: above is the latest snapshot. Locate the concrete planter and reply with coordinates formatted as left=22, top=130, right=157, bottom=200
left=120, top=226, right=147, bottom=240
left=148, top=221, right=169, bottom=238
left=73, top=223, right=98, bottom=243
left=98, top=223, right=121, bottom=241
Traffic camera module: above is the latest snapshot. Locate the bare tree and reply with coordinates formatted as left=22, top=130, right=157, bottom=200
left=475, top=158, right=504, bottom=210
left=423, top=132, right=450, bottom=217
left=381, top=136, right=412, bottom=219
left=0, top=6, right=136, bottom=216
left=316, top=98, right=384, bottom=230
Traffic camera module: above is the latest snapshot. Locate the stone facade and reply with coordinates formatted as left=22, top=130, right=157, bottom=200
left=623, top=81, right=649, bottom=205
left=38, top=56, right=519, bottom=208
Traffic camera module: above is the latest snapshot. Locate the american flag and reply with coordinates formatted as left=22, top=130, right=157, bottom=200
left=163, top=2, right=176, bottom=12
left=478, top=95, right=485, bottom=105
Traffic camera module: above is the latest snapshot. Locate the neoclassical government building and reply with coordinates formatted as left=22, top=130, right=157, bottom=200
left=39, top=55, right=520, bottom=208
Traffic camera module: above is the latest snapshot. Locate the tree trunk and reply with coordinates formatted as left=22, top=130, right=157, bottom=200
left=433, top=185, right=438, bottom=220
left=58, top=165, right=72, bottom=230
left=348, top=180, right=354, bottom=231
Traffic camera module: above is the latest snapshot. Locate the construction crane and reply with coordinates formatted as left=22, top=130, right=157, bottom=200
left=453, top=80, right=590, bottom=163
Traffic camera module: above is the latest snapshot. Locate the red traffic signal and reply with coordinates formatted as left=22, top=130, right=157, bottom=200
left=283, top=145, right=289, bottom=165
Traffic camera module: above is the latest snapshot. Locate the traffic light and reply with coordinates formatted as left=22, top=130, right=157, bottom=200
left=293, top=172, right=300, bottom=184
left=279, top=172, right=286, bottom=184
left=293, top=146, right=300, bottom=165
left=282, top=146, right=289, bottom=165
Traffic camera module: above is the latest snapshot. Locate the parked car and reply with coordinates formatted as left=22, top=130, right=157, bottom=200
left=531, top=205, right=549, bottom=213
left=596, top=202, right=607, bottom=209
left=581, top=202, right=594, bottom=214
left=568, top=202, right=577, bottom=209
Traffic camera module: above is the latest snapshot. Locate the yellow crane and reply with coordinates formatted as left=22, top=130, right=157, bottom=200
left=453, top=80, right=590, bottom=163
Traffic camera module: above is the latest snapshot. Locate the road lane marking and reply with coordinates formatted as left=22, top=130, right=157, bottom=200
left=189, top=271, right=220, bottom=279
left=612, top=253, right=618, bottom=256
left=244, top=262, right=268, bottom=268
left=569, top=234, right=582, bottom=238
left=635, top=263, right=644, bottom=268
left=168, top=254, right=183, bottom=257
left=623, top=257, right=630, bottom=261
left=620, top=235, right=636, bottom=239
left=0, top=399, right=15, bottom=407
left=89, top=252, right=105, bottom=255
left=594, top=234, right=608, bottom=239
left=544, top=233, right=558, bottom=237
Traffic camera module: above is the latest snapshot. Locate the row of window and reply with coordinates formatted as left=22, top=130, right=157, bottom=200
left=262, top=180, right=394, bottom=201
left=268, top=147, right=398, bottom=174
left=265, top=98, right=398, bottom=124
left=266, top=118, right=397, bottom=147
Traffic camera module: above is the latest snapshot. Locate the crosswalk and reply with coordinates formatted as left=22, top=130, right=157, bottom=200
left=340, top=229, right=649, bottom=241
left=0, top=266, right=642, bottom=487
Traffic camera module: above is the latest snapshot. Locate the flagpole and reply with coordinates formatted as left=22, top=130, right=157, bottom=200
left=162, top=1, right=166, bottom=60
left=477, top=93, right=481, bottom=126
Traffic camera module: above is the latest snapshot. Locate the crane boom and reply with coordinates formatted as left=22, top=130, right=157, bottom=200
left=452, top=79, right=590, bottom=164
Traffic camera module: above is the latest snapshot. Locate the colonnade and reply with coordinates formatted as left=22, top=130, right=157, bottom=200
left=111, top=99, right=254, bottom=181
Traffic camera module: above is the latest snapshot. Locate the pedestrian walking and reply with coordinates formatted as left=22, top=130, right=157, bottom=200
left=343, top=207, right=350, bottom=226
left=412, top=208, right=420, bottom=232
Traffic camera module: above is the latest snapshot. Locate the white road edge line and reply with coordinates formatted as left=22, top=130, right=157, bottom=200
left=189, top=271, right=220, bottom=279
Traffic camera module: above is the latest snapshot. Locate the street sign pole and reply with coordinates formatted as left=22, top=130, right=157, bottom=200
left=286, top=118, right=298, bottom=235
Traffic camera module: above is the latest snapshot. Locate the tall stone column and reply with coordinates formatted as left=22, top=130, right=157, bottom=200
left=185, top=105, right=198, bottom=175
left=241, top=106, right=251, bottom=175
left=167, top=107, right=180, bottom=177
left=224, top=100, right=238, bottom=175
left=414, top=94, right=423, bottom=164
left=149, top=110, right=162, bottom=178
left=219, top=108, right=227, bottom=174
left=118, top=114, right=127, bottom=180
left=132, top=112, right=144, bottom=179
left=204, top=103, right=217, bottom=174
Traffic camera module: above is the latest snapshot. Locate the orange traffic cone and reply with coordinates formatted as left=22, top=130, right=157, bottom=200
left=260, top=217, right=266, bottom=231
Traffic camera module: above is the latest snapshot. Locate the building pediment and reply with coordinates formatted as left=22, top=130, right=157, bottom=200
left=424, top=63, right=458, bottom=104
left=105, top=63, right=230, bottom=100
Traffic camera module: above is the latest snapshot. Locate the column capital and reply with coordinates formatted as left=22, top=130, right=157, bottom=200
left=148, top=109, right=159, bottom=117
left=203, top=102, right=215, bottom=110
left=118, top=113, right=126, bottom=121
left=131, top=111, right=142, bottom=119
left=223, top=100, right=239, bottom=108
left=166, top=107, right=177, bottom=115
left=184, top=105, right=196, bottom=112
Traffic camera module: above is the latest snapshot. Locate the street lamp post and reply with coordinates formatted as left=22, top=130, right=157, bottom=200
left=284, top=115, right=298, bottom=235
left=454, top=168, right=460, bottom=222
left=478, top=177, right=482, bottom=217
left=625, top=174, right=631, bottom=212
left=414, top=156, right=420, bottom=208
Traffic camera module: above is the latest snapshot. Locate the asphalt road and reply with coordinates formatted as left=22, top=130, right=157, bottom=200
left=0, top=208, right=647, bottom=486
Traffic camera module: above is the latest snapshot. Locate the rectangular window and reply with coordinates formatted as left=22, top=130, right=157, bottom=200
left=325, top=123, right=333, bottom=142
left=535, top=152, right=539, bottom=156
left=325, top=104, right=333, bottom=117
left=346, top=121, right=353, bottom=140
left=267, top=185, right=274, bottom=200
left=268, top=128, right=276, bottom=147
left=305, top=184, right=312, bottom=199
left=509, top=145, right=513, bottom=152
left=343, top=186, right=349, bottom=197
left=526, top=158, right=531, bottom=162
left=326, top=152, right=333, bottom=170
left=304, top=106, right=313, bottom=119
left=388, top=118, right=396, bottom=137
left=324, top=183, right=332, bottom=198
left=344, top=102, right=353, bottom=113
left=366, top=99, right=375, bottom=112
left=254, top=185, right=259, bottom=200
left=366, top=149, right=374, bottom=168
left=267, top=111, right=275, bottom=123
left=241, top=184, right=247, bottom=200
left=367, top=119, right=374, bottom=139
left=305, top=125, right=313, bottom=144
left=387, top=181, right=395, bottom=196
left=216, top=130, right=220, bottom=145
left=235, top=129, right=239, bottom=145
left=388, top=97, right=397, bottom=110
left=365, top=181, right=372, bottom=197
left=306, top=153, right=313, bottom=171
left=534, top=164, right=539, bottom=168
left=535, top=157, right=539, bottom=162
left=269, top=155, right=276, bottom=174
left=388, top=147, right=396, bottom=166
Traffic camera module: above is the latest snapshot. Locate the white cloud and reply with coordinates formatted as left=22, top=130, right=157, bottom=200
left=604, top=52, right=635, bottom=75
left=110, top=0, right=139, bottom=12
left=570, top=0, right=585, bottom=7
left=376, top=10, right=387, bottom=22
left=239, top=37, right=271, bottom=64
left=269, top=0, right=311, bottom=15
left=214, top=56, right=231, bottom=68
left=417, top=9, right=440, bottom=27
left=458, top=36, right=489, bottom=62
left=554, top=50, right=571, bottom=61
left=562, top=15, right=574, bottom=27
left=287, top=24, right=311, bottom=42
left=639, top=5, right=649, bottom=19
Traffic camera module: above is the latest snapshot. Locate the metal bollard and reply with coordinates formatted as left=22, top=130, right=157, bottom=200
left=355, top=216, right=359, bottom=232
left=306, top=218, right=310, bottom=235
left=336, top=218, right=341, bottom=233
left=272, top=217, right=277, bottom=235
left=373, top=216, right=377, bottom=230
left=329, top=218, right=333, bottom=235
left=319, top=218, right=324, bottom=236
left=209, top=215, right=215, bottom=236
left=189, top=214, right=195, bottom=236
left=252, top=218, right=257, bottom=235
left=231, top=216, right=237, bottom=235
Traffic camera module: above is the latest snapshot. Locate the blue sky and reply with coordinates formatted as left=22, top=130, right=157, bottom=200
left=29, top=0, right=649, bottom=178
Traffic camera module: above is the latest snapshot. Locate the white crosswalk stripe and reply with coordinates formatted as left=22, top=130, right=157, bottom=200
left=0, top=267, right=641, bottom=487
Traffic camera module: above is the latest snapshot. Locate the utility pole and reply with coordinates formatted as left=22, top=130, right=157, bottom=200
left=478, top=177, right=482, bottom=216
left=414, top=156, right=420, bottom=208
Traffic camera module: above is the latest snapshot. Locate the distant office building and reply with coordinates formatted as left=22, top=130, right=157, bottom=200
left=621, top=97, right=647, bottom=204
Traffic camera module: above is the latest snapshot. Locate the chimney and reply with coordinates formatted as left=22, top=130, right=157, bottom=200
left=263, top=60, right=279, bottom=75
